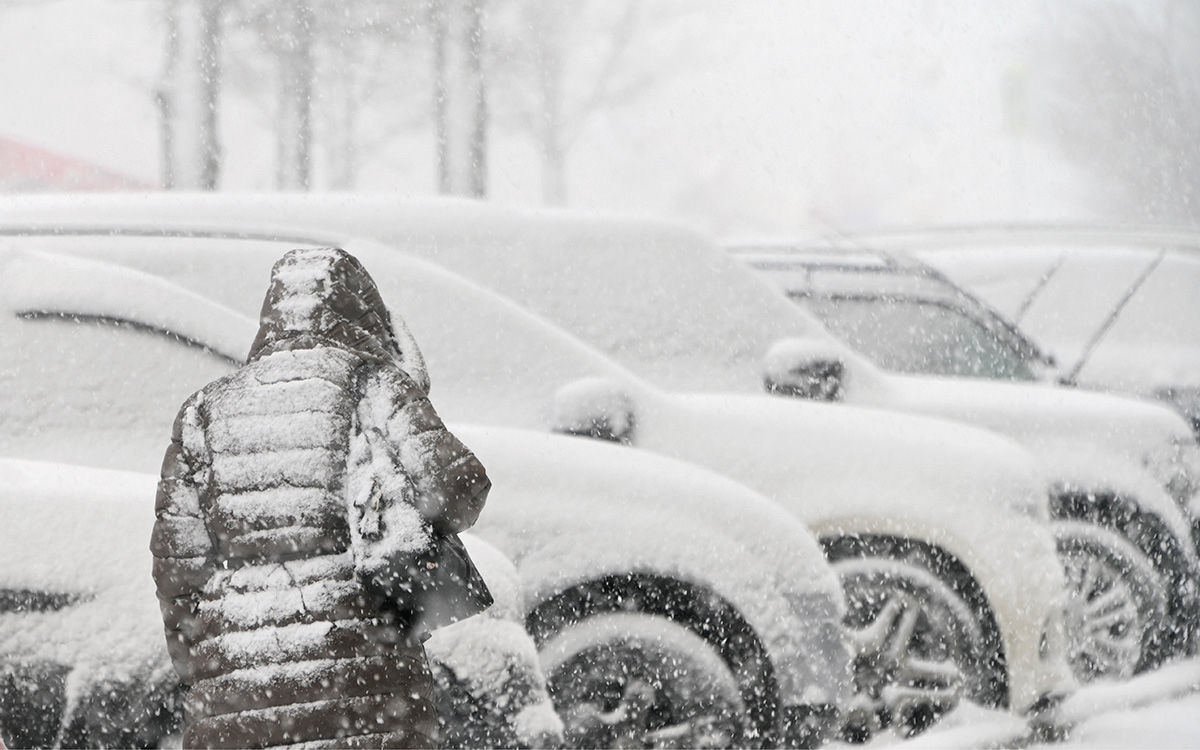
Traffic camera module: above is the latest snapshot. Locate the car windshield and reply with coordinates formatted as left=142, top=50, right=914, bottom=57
left=1024, top=249, right=1200, bottom=372
left=800, top=295, right=1039, bottom=381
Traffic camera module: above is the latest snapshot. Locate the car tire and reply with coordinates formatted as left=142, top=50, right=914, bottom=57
left=540, top=612, right=748, bottom=749
left=1053, top=520, right=1169, bottom=680
left=832, top=556, right=985, bottom=742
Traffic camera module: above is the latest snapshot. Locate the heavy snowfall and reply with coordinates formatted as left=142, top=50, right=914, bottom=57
left=1, top=1, right=1199, bottom=749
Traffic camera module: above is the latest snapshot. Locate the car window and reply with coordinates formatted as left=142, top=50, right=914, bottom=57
left=799, top=295, right=1038, bottom=381
left=0, top=311, right=234, bottom=470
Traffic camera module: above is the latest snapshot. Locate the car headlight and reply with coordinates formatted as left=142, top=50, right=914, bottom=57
left=1144, top=436, right=1200, bottom=506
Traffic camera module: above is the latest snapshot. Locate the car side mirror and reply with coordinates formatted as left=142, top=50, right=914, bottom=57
left=552, top=378, right=636, bottom=444
left=762, top=338, right=845, bottom=402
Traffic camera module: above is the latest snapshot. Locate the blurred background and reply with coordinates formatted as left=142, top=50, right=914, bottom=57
left=0, top=0, right=1196, bottom=236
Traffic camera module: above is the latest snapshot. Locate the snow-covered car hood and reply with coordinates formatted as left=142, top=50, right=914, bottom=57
left=639, top=391, right=1073, bottom=709
left=648, top=391, right=1049, bottom=524
left=0, top=458, right=536, bottom=665
left=452, top=424, right=851, bottom=708
left=879, top=373, right=1195, bottom=463
left=875, top=374, right=1200, bottom=546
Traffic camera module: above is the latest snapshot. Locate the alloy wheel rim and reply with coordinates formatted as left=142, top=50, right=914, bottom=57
left=1061, top=550, right=1143, bottom=679
left=550, top=643, right=742, bottom=749
left=841, top=583, right=964, bottom=737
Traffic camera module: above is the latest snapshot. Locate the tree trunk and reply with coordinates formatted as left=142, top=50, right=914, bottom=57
left=276, top=2, right=314, bottom=190
left=537, top=35, right=566, bottom=205
left=157, top=0, right=223, bottom=190
left=328, top=63, right=359, bottom=190
left=530, top=0, right=568, bottom=205
left=434, top=0, right=487, bottom=197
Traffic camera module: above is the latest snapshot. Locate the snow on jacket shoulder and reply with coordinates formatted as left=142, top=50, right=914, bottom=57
left=150, top=247, right=491, bottom=749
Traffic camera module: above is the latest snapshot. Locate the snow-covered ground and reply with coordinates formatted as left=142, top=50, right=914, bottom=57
left=878, top=658, right=1200, bottom=749
left=1042, top=692, right=1200, bottom=749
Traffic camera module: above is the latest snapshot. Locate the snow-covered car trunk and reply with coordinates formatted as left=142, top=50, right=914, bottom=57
left=0, top=244, right=851, bottom=747
left=0, top=222, right=1073, bottom=731
left=0, top=458, right=561, bottom=749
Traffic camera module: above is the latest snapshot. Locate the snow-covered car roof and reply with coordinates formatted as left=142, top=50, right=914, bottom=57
left=0, top=193, right=880, bottom=396
left=0, top=232, right=650, bottom=468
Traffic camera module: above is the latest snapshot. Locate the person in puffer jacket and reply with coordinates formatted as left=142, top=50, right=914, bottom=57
left=151, top=247, right=492, bottom=749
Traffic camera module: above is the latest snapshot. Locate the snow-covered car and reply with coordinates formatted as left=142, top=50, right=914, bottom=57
left=0, top=457, right=561, bottom=749
left=0, top=204, right=1075, bottom=737
left=0, top=243, right=851, bottom=748
left=733, top=242, right=1200, bottom=680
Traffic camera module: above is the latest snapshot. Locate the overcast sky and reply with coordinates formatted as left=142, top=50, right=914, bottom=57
left=0, top=1, right=1094, bottom=236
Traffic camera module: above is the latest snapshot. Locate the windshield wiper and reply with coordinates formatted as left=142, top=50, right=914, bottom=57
left=1061, top=248, right=1166, bottom=385
left=1013, top=252, right=1067, bottom=324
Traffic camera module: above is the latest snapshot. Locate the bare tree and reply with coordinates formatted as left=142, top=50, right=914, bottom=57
left=156, top=0, right=225, bottom=190
left=490, top=0, right=696, bottom=205
left=432, top=0, right=488, bottom=197
left=273, top=1, right=315, bottom=189
left=315, top=0, right=429, bottom=189
left=1032, top=0, right=1200, bottom=224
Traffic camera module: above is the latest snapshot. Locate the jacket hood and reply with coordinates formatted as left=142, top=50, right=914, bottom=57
left=249, top=247, right=431, bottom=392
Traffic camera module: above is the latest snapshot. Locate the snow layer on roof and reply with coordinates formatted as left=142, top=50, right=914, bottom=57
left=0, top=193, right=883, bottom=396
left=0, top=233, right=648, bottom=463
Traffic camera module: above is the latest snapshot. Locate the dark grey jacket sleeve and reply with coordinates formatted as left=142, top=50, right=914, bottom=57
left=150, top=392, right=216, bottom=685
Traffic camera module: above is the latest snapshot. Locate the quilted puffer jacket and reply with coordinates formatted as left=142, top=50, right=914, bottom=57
left=151, top=247, right=492, bottom=749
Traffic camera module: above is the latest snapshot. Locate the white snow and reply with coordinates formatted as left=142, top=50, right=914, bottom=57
left=1046, top=692, right=1200, bottom=748
left=884, top=658, right=1200, bottom=749
left=0, top=459, right=170, bottom=710
left=552, top=377, right=635, bottom=437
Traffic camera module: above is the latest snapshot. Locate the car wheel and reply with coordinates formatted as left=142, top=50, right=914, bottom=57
left=540, top=612, right=747, bottom=749
left=833, top=557, right=980, bottom=741
left=1053, top=520, right=1168, bottom=681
